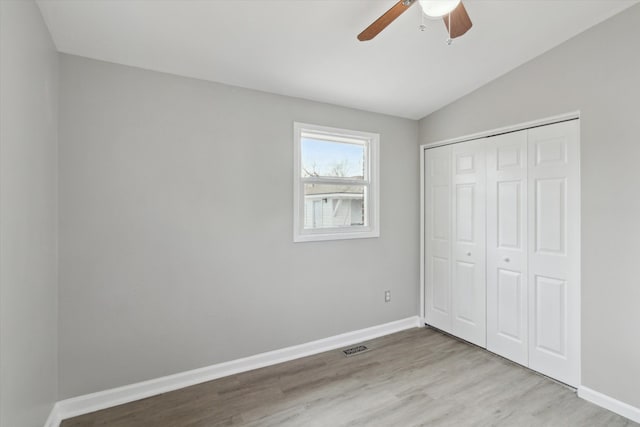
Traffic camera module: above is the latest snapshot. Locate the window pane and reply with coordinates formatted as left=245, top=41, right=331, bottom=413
left=303, top=184, right=365, bottom=229
left=301, top=137, right=365, bottom=179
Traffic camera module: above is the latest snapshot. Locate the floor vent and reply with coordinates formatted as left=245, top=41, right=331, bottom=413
left=342, top=345, right=370, bottom=357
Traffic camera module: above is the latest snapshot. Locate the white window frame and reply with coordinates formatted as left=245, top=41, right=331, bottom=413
left=293, top=122, right=380, bottom=243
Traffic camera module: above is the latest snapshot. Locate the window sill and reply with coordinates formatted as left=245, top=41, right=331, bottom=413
left=293, top=228, right=380, bottom=243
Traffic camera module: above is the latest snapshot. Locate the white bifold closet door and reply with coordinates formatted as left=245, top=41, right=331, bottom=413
left=526, top=121, right=580, bottom=387
left=486, top=130, right=529, bottom=366
left=451, top=141, right=486, bottom=347
left=426, top=119, right=579, bottom=387
left=424, top=145, right=452, bottom=333
left=486, top=120, right=579, bottom=386
left=425, top=141, right=486, bottom=347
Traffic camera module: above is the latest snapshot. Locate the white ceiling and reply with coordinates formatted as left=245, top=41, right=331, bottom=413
left=37, top=0, right=637, bottom=119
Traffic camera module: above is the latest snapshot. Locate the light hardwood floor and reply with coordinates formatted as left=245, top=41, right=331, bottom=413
left=62, top=327, right=637, bottom=426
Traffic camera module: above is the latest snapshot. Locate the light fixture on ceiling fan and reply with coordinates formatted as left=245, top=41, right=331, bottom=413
left=419, top=0, right=461, bottom=18
left=357, top=0, right=473, bottom=42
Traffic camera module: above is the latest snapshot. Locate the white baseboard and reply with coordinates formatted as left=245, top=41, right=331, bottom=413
left=49, top=316, right=421, bottom=426
left=578, top=386, right=640, bottom=423
left=43, top=404, right=62, bottom=427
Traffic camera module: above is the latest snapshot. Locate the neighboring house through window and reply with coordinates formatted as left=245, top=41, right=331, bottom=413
left=293, top=122, right=379, bottom=242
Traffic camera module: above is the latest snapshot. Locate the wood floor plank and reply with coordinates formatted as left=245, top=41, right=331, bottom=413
left=62, top=328, right=637, bottom=426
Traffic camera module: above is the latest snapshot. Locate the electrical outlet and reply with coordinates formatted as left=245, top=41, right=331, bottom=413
left=384, top=290, right=391, bottom=303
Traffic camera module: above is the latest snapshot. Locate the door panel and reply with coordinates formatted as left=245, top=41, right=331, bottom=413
left=528, top=120, right=579, bottom=387
left=535, top=137, right=567, bottom=165
left=455, top=261, right=476, bottom=323
left=456, top=154, right=475, bottom=172
left=433, top=186, right=449, bottom=239
left=498, top=145, right=523, bottom=170
left=424, top=145, right=452, bottom=332
left=451, top=141, right=486, bottom=346
left=535, top=178, right=566, bottom=255
left=498, top=181, right=521, bottom=249
left=486, top=130, right=528, bottom=365
left=456, top=184, right=475, bottom=242
left=497, top=269, right=523, bottom=341
left=432, top=256, right=450, bottom=314
left=534, top=275, right=566, bottom=356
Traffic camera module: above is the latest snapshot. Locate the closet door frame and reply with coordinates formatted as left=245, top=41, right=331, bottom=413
left=420, top=112, right=580, bottom=385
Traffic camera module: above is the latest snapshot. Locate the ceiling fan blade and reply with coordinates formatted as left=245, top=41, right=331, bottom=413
left=443, top=2, right=472, bottom=39
left=358, top=0, right=415, bottom=41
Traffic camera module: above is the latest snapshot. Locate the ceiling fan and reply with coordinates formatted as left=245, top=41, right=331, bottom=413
left=357, top=0, right=472, bottom=42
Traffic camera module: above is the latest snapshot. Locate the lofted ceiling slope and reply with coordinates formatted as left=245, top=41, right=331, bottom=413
left=37, top=0, right=637, bottom=119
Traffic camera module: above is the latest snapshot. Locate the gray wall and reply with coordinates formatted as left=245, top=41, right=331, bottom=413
left=58, top=55, right=419, bottom=398
left=0, top=1, right=59, bottom=426
left=419, top=4, right=640, bottom=409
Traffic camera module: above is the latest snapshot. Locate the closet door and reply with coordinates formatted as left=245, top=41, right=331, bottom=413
left=424, top=145, right=452, bottom=333
left=527, top=120, right=580, bottom=387
left=486, top=131, right=529, bottom=365
left=451, top=141, right=486, bottom=347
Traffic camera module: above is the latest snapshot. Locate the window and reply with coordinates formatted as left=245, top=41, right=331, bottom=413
left=293, top=122, right=379, bottom=242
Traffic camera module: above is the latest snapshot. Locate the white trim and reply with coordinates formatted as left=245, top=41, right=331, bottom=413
left=578, top=386, right=640, bottom=423
left=43, top=405, right=62, bottom=427
left=293, top=122, right=380, bottom=243
left=419, top=145, right=425, bottom=320
left=305, top=193, right=363, bottom=201
left=419, top=111, right=580, bottom=150
left=575, top=120, right=582, bottom=389
left=49, top=316, right=421, bottom=425
left=302, top=176, right=368, bottom=186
